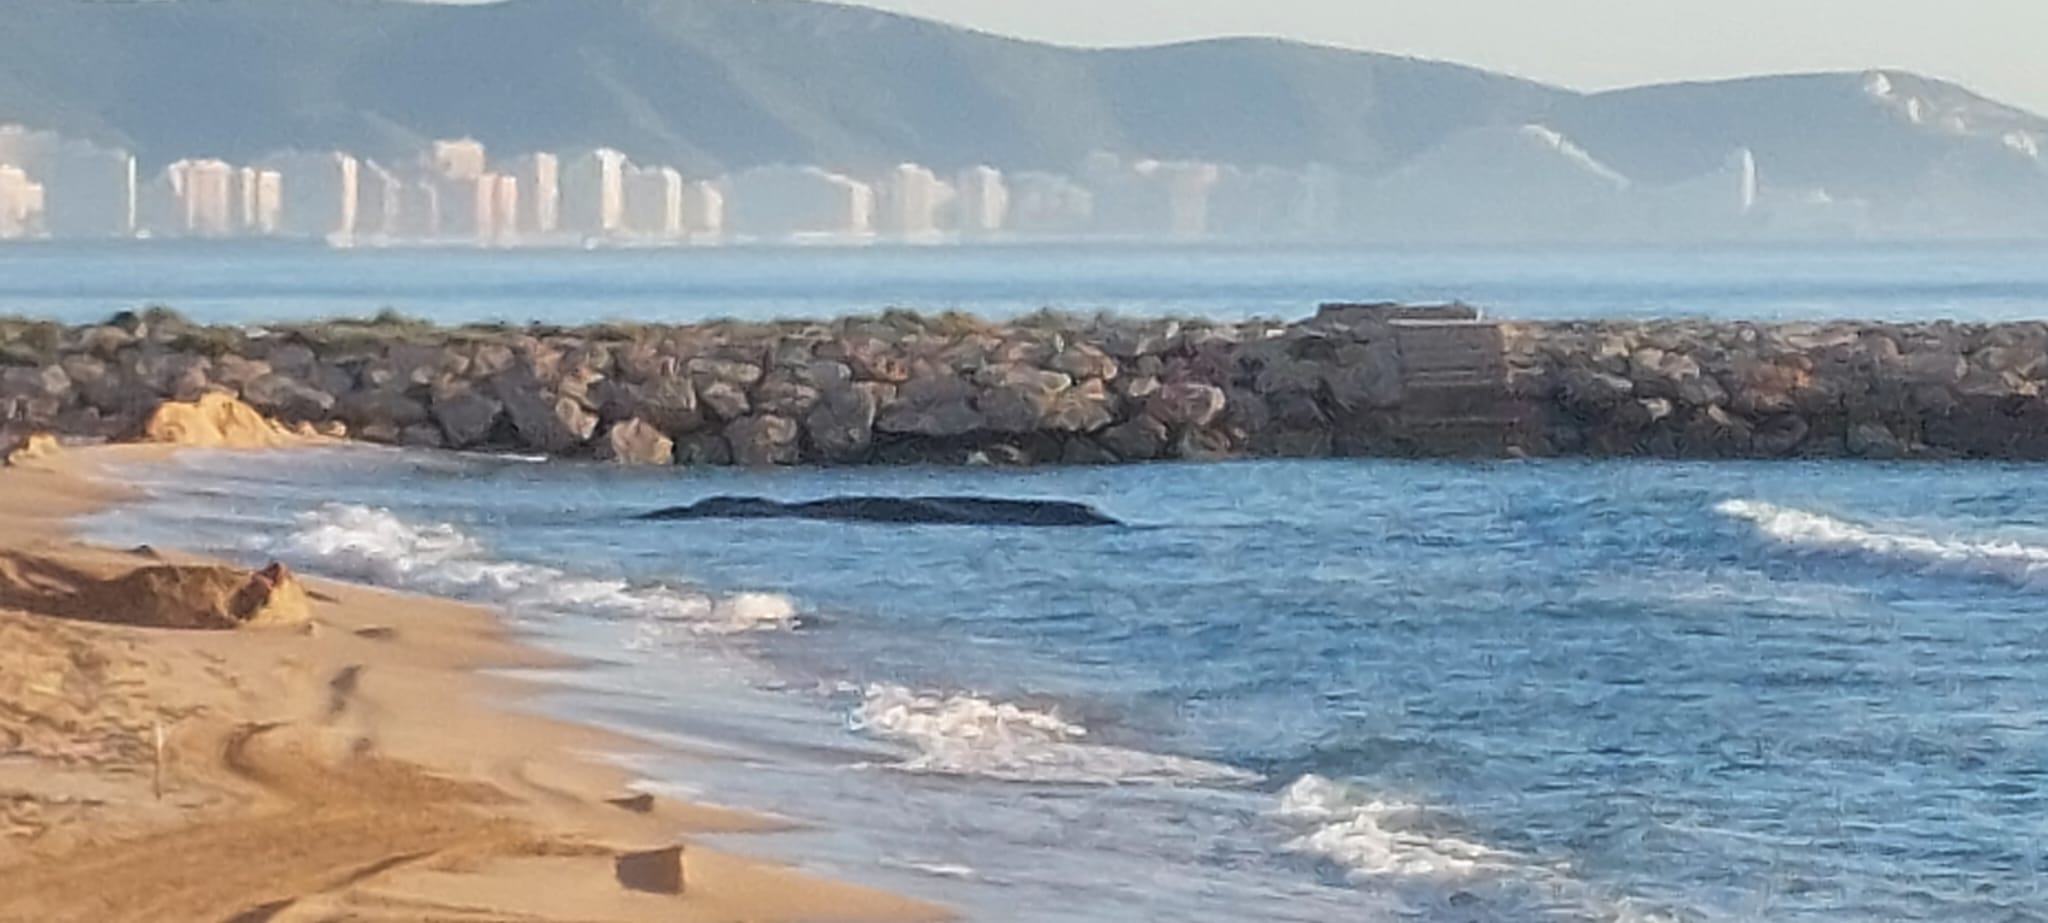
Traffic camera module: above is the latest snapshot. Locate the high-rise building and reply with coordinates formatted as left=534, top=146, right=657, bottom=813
left=0, top=165, right=45, bottom=240
left=878, top=163, right=948, bottom=236
left=355, top=161, right=404, bottom=240
left=491, top=174, right=520, bottom=245
left=505, top=153, right=559, bottom=235
left=260, top=150, right=359, bottom=242
left=147, top=159, right=236, bottom=237
left=559, top=148, right=628, bottom=237
left=229, top=167, right=283, bottom=236
left=1008, top=171, right=1094, bottom=234
left=683, top=180, right=726, bottom=237
left=954, top=165, right=1009, bottom=235
left=432, top=138, right=489, bottom=182
left=725, top=166, right=874, bottom=237
left=623, top=164, right=684, bottom=239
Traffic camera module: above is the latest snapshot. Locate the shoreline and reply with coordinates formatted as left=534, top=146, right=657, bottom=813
left=0, top=444, right=952, bottom=922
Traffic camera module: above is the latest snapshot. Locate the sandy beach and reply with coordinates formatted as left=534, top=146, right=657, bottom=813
left=0, top=438, right=952, bottom=922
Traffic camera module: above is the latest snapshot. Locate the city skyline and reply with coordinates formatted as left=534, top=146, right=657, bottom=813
left=0, top=124, right=1900, bottom=246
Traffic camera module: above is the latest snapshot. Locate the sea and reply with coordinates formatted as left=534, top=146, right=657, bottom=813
left=37, top=240, right=2048, bottom=922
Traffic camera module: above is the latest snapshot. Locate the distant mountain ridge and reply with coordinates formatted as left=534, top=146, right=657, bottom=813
left=0, top=0, right=2044, bottom=230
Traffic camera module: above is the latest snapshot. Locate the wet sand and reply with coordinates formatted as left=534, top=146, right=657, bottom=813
left=0, top=444, right=952, bottom=922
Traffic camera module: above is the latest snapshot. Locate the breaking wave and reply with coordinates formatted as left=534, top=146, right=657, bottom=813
left=1276, top=776, right=1685, bottom=921
left=1276, top=774, right=1522, bottom=881
left=849, top=684, right=1259, bottom=786
left=1716, top=499, right=2048, bottom=587
left=280, top=503, right=797, bottom=634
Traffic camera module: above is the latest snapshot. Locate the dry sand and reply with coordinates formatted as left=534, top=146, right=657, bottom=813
left=0, top=443, right=953, bottom=923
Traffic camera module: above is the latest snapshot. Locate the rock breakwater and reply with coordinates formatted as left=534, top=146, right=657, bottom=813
left=5, top=305, right=2048, bottom=463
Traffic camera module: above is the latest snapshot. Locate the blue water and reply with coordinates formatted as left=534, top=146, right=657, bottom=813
left=47, top=241, right=2048, bottom=920
left=85, top=449, right=2048, bottom=922
left=3, top=240, right=2048, bottom=325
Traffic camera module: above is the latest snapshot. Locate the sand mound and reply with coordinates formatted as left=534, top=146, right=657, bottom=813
left=3, top=433, right=61, bottom=467
left=0, top=556, right=314, bottom=631
left=142, top=393, right=299, bottom=448
left=108, top=561, right=314, bottom=630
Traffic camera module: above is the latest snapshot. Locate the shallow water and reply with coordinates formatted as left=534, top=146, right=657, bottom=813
left=84, top=449, right=2048, bottom=922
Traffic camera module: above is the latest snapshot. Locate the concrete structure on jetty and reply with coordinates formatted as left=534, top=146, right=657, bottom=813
left=7, top=305, right=2048, bottom=465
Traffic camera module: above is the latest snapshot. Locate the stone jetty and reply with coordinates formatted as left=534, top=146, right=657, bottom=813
left=5, top=305, right=2048, bottom=464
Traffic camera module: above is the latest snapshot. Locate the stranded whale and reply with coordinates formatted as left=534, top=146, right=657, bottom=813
left=637, top=496, right=1122, bottom=527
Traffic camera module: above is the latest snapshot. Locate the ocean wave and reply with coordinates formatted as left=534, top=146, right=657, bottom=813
left=1276, top=774, right=1522, bottom=881
left=1276, top=776, right=1686, bottom=921
left=1715, top=499, right=2048, bottom=587
left=281, top=504, right=797, bottom=634
left=849, top=683, right=1259, bottom=786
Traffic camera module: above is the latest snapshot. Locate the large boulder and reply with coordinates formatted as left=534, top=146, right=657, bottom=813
left=1044, top=378, right=1114, bottom=432
left=1146, top=382, right=1228, bottom=428
left=398, top=424, right=447, bottom=448
left=336, top=387, right=431, bottom=431
left=673, top=432, right=734, bottom=466
left=500, top=388, right=598, bottom=454
left=429, top=383, right=504, bottom=448
left=1099, top=415, right=1170, bottom=461
left=806, top=380, right=884, bottom=462
left=1846, top=421, right=1914, bottom=460
left=609, top=375, right=703, bottom=434
left=1557, top=366, right=1635, bottom=409
left=1, top=365, right=72, bottom=402
left=754, top=377, right=823, bottom=418
left=878, top=374, right=983, bottom=437
left=725, top=414, right=800, bottom=466
left=362, top=343, right=453, bottom=390
left=600, top=419, right=675, bottom=466
left=210, top=354, right=273, bottom=392
left=836, top=335, right=912, bottom=383
left=135, top=352, right=212, bottom=401
left=242, top=372, right=336, bottom=422
left=686, top=357, right=765, bottom=388
left=976, top=364, right=1072, bottom=433
left=695, top=379, right=752, bottom=421
left=1050, top=344, right=1119, bottom=381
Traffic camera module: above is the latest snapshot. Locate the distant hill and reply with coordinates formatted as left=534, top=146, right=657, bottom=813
left=0, top=0, right=1564, bottom=175
left=0, top=0, right=2043, bottom=232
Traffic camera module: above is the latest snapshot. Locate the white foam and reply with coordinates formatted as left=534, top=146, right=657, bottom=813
left=281, top=504, right=795, bottom=634
left=1716, top=499, right=2048, bottom=587
left=1276, top=775, right=1519, bottom=881
left=879, top=859, right=980, bottom=880
left=1274, top=776, right=1689, bottom=920
left=849, top=684, right=1258, bottom=786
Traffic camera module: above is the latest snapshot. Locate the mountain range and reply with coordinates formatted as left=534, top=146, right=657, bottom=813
left=1, top=0, right=2045, bottom=234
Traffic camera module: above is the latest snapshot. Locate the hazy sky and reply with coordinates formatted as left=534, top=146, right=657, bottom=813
left=833, top=0, right=2048, bottom=115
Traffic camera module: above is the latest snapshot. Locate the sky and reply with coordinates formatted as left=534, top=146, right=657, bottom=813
left=832, top=0, right=2048, bottom=115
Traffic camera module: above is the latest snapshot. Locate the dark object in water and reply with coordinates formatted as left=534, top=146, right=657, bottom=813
left=637, top=496, right=1122, bottom=527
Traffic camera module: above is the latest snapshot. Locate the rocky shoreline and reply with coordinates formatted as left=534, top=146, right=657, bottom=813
left=7, top=304, right=2048, bottom=464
